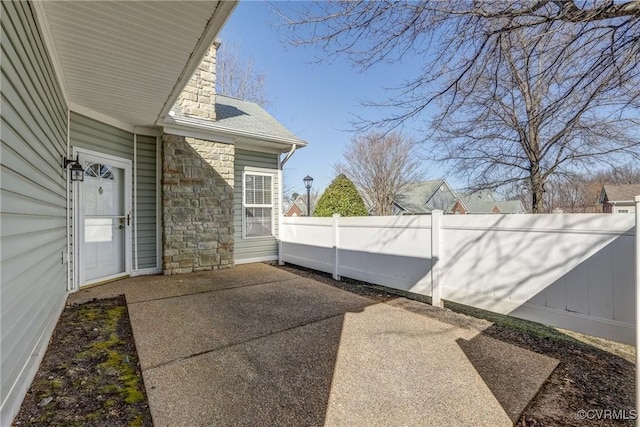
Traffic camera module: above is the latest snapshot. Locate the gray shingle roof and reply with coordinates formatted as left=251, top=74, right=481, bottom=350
left=395, top=180, right=455, bottom=214
left=168, top=95, right=306, bottom=146
left=459, top=190, right=498, bottom=214
left=602, top=184, right=640, bottom=202
left=497, top=200, right=526, bottom=214
left=215, top=95, right=303, bottom=142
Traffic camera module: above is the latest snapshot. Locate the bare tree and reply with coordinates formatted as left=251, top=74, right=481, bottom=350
left=216, top=40, right=270, bottom=107
left=432, top=24, right=639, bottom=212
left=277, top=1, right=640, bottom=212
left=336, top=132, right=423, bottom=216
left=505, top=164, right=640, bottom=212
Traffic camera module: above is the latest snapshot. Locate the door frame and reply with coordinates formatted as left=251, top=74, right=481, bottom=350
left=73, top=147, right=133, bottom=289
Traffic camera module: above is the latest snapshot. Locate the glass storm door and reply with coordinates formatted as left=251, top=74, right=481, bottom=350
left=77, top=152, right=132, bottom=286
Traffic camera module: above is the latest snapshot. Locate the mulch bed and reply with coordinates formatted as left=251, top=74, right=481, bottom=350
left=277, top=263, right=636, bottom=427
left=13, top=296, right=152, bottom=427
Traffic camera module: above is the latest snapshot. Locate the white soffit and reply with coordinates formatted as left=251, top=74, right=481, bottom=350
left=40, top=1, right=231, bottom=127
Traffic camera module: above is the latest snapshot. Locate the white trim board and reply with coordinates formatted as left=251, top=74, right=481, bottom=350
left=73, top=148, right=133, bottom=289
left=31, top=0, right=70, bottom=106
left=235, top=256, right=278, bottom=265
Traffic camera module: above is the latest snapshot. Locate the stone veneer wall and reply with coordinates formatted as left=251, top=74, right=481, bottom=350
left=162, top=134, right=235, bottom=274
left=173, top=42, right=219, bottom=120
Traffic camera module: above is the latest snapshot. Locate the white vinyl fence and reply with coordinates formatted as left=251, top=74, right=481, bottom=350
left=280, top=212, right=637, bottom=344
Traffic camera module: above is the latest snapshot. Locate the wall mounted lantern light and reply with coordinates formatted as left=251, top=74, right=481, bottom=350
left=63, top=156, right=84, bottom=182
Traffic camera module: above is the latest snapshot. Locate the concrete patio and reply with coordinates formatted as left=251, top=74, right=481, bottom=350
left=68, top=263, right=558, bottom=427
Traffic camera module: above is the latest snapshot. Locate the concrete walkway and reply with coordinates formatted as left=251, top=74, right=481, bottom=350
left=69, top=263, right=558, bottom=427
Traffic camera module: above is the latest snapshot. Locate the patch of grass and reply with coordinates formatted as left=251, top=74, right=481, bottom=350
left=130, top=415, right=145, bottom=427
left=80, top=305, right=146, bottom=404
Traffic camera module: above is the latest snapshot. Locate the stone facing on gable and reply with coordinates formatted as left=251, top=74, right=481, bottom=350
left=162, top=133, right=234, bottom=274
left=173, top=42, right=218, bottom=120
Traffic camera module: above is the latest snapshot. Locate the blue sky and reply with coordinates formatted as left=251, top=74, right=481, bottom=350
left=220, top=1, right=447, bottom=196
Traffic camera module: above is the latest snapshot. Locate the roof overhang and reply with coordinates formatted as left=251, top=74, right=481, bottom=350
left=33, top=0, right=237, bottom=130
left=163, top=115, right=308, bottom=154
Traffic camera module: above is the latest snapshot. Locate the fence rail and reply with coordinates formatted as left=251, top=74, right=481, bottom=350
left=280, top=211, right=637, bottom=344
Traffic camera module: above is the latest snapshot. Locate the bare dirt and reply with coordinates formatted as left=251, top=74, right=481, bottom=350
left=13, top=296, right=152, bottom=427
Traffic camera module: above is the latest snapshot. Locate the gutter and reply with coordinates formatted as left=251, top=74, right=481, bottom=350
left=164, top=116, right=308, bottom=148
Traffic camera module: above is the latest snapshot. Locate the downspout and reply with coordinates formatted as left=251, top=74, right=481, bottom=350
left=280, top=143, right=297, bottom=168
left=278, top=144, right=297, bottom=265
left=66, top=109, right=71, bottom=291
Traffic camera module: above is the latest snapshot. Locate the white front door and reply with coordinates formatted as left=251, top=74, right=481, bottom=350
left=75, top=150, right=132, bottom=287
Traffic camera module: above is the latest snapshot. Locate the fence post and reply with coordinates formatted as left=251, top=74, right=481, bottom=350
left=634, top=195, right=639, bottom=421
left=431, top=210, right=443, bottom=308
left=333, top=213, right=341, bottom=280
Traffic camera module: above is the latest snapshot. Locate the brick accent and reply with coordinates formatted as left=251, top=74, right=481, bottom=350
left=173, top=42, right=219, bottom=120
left=162, top=134, right=234, bottom=274
left=451, top=200, right=467, bottom=215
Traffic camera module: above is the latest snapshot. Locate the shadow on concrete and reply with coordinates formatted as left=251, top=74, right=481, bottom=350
left=456, top=333, right=559, bottom=423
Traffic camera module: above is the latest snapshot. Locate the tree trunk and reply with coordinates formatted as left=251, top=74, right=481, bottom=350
left=530, top=168, right=545, bottom=213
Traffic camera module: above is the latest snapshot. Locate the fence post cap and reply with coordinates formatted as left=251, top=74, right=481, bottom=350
left=634, top=195, right=640, bottom=202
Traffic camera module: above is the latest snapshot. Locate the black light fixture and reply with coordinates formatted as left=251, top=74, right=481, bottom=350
left=63, top=155, right=84, bottom=182
left=303, top=175, right=313, bottom=216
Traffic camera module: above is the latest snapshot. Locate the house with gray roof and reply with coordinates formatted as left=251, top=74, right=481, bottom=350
left=284, top=194, right=320, bottom=217
left=497, top=200, right=527, bottom=214
left=1, top=2, right=309, bottom=421
left=451, top=190, right=526, bottom=214
left=599, top=184, right=640, bottom=214
left=393, top=180, right=458, bottom=215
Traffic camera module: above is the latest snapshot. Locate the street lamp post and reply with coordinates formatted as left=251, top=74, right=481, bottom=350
left=303, top=175, right=314, bottom=217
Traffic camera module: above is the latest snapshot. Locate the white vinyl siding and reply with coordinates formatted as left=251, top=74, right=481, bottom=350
left=234, top=149, right=280, bottom=262
left=613, top=205, right=635, bottom=214
left=1, top=1, right=68, bottom=423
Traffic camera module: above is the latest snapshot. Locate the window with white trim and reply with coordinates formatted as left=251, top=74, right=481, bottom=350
left=243, top=173, right=274, bottom=238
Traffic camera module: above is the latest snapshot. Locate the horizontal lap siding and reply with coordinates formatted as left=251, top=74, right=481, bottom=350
left=1, top=1, right=68, bottom=421
left=70, top=112, right=134, bottom=160
left=234, top=149, right=280, bottom=261
left=136, top=134, right=158, bottom=269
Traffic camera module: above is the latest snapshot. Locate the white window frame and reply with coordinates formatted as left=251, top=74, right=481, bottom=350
left=242, top=171, right=275, bottom=239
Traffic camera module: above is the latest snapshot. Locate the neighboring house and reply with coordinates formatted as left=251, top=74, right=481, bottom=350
left=599, top=184, right=640, bottom=213
left=393, top=180, right=458, bottom=215
left=0, top=2, right=308, bottom=423
left=497, top=200, right=527, bottom=214
left=284, top=199, right=305, bottom=217
left=451, top=190, right=526, bottom=214
left=284, top=194, right=319, bottom=217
